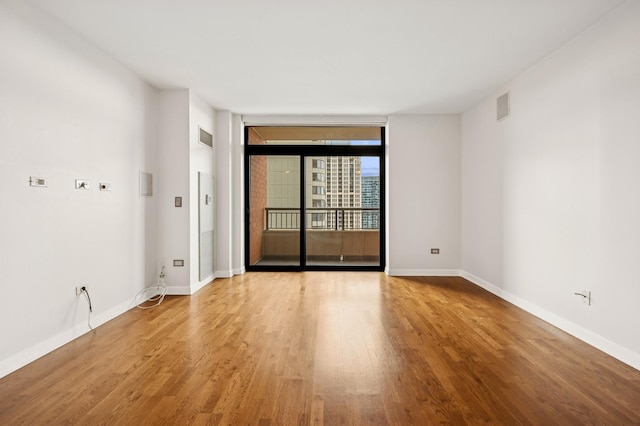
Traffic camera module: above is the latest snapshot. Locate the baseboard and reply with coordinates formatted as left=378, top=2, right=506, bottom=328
left=460, top=271, right=640, bottom=372
left=0, top=299, right=133, bottom=379
left=215, top=269, right=234, bottom=278
left=165, top=286, right=191, bottom=295
left=190, top=276, right=214, bottom=294
left=387, top=268, right=461, bottom=277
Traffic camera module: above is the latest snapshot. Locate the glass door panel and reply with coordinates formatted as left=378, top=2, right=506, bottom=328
left=248, top=155, right=300, bottom=266
left=305, top=156, right=380, bottom=266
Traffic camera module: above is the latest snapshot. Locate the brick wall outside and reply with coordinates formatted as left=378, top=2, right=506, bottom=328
left=248, top=128, right=267, bottom=265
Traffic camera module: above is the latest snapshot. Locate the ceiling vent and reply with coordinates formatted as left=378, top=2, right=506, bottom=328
left=199, top=127, right=213, bottom=148
left=497, top=92, right=510, bottom=121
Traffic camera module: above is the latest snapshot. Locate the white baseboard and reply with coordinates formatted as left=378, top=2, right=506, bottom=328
left=190, top=276, right=214, bottom=294
left=215, top=269, right=234, bottom=278
left=460, top=271, right=640, bottom=372
left=387, top=268, right=461, bottom=277
left=0, top=299, right=133, bottom=379
left=165, top=286, right=191, bottom=295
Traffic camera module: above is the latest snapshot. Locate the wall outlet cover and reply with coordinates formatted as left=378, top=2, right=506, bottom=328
left=30, top=177, right=47, bottom=187
left=75, top=179, right=90, bottom=190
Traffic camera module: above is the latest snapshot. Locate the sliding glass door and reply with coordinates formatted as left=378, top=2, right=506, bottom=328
left=245, top=127, right=384, bottom=271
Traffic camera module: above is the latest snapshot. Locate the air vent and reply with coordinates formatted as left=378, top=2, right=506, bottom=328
left=199, top=127, right=213, bottom=148
left=497, top=92, right=510, bottom=121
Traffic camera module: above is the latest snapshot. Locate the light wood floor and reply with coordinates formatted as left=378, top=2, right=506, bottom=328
left=1, top=273, right=639, bottom=424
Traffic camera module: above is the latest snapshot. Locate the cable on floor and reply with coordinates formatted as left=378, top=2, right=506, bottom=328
left=135, top=264, right=167, bottom=309
left=81, top=287, right=95, bottom=332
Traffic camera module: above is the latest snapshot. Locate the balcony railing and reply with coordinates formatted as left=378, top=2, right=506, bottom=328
left=265, top=208, right=380, bottom=230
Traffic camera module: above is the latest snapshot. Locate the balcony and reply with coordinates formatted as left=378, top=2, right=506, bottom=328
left=257, top=208, right=380, bottom=265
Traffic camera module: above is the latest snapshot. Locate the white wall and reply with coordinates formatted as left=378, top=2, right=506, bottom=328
left=157, top=90, right=190, bottom=293
left=387, top=115, right=461, bottom=275
left=189, top=92, right=215, bottom=292
left=231, top=114, right=245, bottom=275
left=461, top=1, right=640, bottom=369
left=461, top=99, right=503, bottom=287
left=0, top=2, right=158, bottom=377
left=214, top=111, right=234, bottom=278
left=157, top=90, right=216, bottom=293
left=213, top=112, right=246, bottom=277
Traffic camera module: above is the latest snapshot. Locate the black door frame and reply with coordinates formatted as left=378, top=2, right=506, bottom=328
left=244, top=126, right=385, bottom=272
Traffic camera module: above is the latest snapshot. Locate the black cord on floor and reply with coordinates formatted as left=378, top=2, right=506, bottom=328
left=82, top=287, right=95, bottom=332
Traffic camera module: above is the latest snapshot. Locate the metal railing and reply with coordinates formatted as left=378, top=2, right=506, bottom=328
left=265, top=207, right=380, bottom=230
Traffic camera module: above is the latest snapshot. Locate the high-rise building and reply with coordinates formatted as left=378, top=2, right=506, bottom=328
left=307, top=156, right=327, bottom=228
left=264, top=147, right=366, bottom=230
left=326, top=156, right=361, bottom=229
left=361, top=175, right=380, bottom=229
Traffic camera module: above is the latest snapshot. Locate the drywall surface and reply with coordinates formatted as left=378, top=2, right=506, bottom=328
left=461, top=1, right=640, bottom=368
left=157, top=90, right=191, bottom=294
left=214, top=110, right=235, bottom=278
left=461, top=100, right=503, bottom=287
left=0, top=3, right=158, bottom=377
left=387, top=114, right=461, bottom=275
left=189, top=92, right=215, bottom=291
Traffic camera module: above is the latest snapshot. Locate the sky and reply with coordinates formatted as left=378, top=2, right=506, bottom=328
left=361, top=157, right=379, bottom=177
left=350, top=140, right=380, bottom=177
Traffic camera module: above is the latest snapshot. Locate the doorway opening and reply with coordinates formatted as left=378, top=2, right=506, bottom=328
left=245, top=126, right=385, bottom=271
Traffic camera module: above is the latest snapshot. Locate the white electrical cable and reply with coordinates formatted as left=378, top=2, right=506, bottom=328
left=135, top=264, right=168, bottom=309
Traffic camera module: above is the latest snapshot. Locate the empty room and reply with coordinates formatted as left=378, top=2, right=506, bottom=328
left=1, top=0, right=639, bottom=424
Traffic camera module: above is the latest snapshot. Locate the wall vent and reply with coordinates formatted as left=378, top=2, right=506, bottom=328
left=497, top=92, right=510, bottom=121
left=199, top=127, right=213, bottom=148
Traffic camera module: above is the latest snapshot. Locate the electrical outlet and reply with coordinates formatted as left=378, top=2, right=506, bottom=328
left=431, top=248, right=440, bottom=254
left=75, top=179, right=90, bottom=190
left=75, top=285, right=88, bottom=295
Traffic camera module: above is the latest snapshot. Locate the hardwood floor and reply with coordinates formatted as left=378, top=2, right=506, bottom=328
left=1, top=273, right=639, bottom=424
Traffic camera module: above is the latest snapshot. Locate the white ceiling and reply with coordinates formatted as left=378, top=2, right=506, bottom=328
left=29, top=0, right=626, bottom=115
